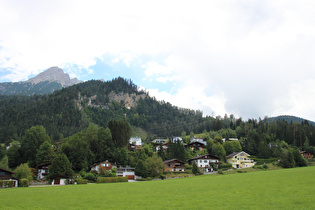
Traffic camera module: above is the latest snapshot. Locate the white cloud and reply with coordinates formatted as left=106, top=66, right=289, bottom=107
left=1, top=1, right=315, bottom=121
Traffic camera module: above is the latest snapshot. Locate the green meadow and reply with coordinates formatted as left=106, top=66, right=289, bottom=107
left=1, top=166, right=314, bottom=209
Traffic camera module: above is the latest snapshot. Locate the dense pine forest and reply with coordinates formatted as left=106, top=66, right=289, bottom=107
left=1, top=77, right=315, bottom=149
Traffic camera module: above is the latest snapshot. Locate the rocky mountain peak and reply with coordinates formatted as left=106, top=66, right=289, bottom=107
left=26, top=66, right=82, bottom=87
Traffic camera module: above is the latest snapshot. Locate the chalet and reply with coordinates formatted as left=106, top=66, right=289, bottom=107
left=226, top=151, right=255, bottom=169
left=163, top=159, right=186, bottom=172
left=187, top=141, right=205, bottom=151
left=155, top=143, right=168, bottom=152
left=37, top=163, right=51, bottom=180
left=190, top=137, right=207, bottom=145
left=188, top=154, right=220, bottom=172
left=222, top=138, right=239, bottom=143
left=51, top=175, right=71, bottom=185
left=152, top=139, right=167, bottom=144
left=90, top=160, right=117, bottom=172
left=0, top=168, right=19, bottom=187
left=129, top=137, right=142, bottom=146
left=170, top=136, right=184, bottom=143
left=116, top=166, right=136, bottom=180
left=300, top=151, right=314, bottom=159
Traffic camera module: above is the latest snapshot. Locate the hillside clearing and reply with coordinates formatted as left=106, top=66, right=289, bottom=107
left=0, top=166, right=314, bottom=209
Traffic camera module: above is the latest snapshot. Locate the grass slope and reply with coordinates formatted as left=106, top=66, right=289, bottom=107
left=1, top=167, right=314, bottom=209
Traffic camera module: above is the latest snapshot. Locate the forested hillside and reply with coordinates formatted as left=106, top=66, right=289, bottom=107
left=0, top=78, right=206, bottom=142
left=1, top=77, right=315, bottom=156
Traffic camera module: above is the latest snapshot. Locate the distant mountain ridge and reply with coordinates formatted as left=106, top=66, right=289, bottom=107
left=268, top=115, right=315, bottom=126
left=0, top=67, right=82, bottom=95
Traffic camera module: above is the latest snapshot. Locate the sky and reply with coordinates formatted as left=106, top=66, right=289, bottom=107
left=1, top=0, right=315, bottom=121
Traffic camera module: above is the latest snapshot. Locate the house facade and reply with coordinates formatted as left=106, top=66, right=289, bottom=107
left=90, top=161, right=117, bottom=172
left=300, top=151, right=314, bottom=159
left=187, top=141, right=205, bottom=151
left=37, top=163, right=51, bottom=180
left=0, top=168, right=19, bottom=187
left=155, top=143, right=168, bottom=152
left=170, top=136, right=184, bottom=143
left=152, top=139, right=167, bottom=144
left=188, top=154, right=220, bottom=172
left=226, top=151, right=255, bottom=169
left=116, top=166, right=136, bottom=180
left=129, top=137, right=142, bottom=146
left=163, top=159, right=186, bottom=172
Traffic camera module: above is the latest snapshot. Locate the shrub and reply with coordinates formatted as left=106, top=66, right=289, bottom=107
left=263, top=164, right=268, bottom=169
left=77, top=179, right=88, bottom=184
left=159, top=174, right=166, bottom=180
left=219, top=163, right=232, bottom=169
left=147, top=177, right=152, bottom=181
left=217, top=170, right=224, bottom=175
left=83, top=173, right=95, bottom=181
left=97, top=177, right=128, bottom=183
left=0, top=180, right=15, bottom=188
left=19, top=179, right=29, bottom=187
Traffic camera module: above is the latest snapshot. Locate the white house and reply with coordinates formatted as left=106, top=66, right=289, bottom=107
left=188, top=154, right=220, bottom=172
left=152, top=139, right=167, bottom=144
left=222, top=138, right=239, bottom=143
left=116, top=166, right=136, bottom=180
left=129, top=137, right=142, bottom=146
left=170, top=136, right=183, bottom=143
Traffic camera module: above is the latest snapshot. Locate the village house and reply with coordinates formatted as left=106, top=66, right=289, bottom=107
left=0, top=168, right=19, bottom=187
left=188, top=154, right=220, bottom=172
left=170, top=136, right=184, bottom=143
left=152, top=139, right=167, bottom=144
left=187, top=141, right=205, bottom=151
left=226, top=151, right=255, bottom=169
left=222, top=138, right=239, bottom=143
left=90, top=160, right=117, bottom=172
left=300, top=151, right=314, bottom=159
left=37, top=163, right=51, bottom=180
left=51, top=175, right=71, bottom=185
left=163, top=159, right=186, bottom=172
left=116, top=166, right=136, bottom=180
left=155, top=143, right=168, bottom=152
left=129, top=137, right=142, bottom=146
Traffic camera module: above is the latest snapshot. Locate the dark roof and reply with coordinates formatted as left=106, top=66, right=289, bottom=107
left=163, top=159, right=186, bottom=164
left=36, top=163, right=51, bottom=168
left=188, top=154, right=220, bottom=161
left=0, top=168, right=16, bottom=174
left=187, top=142, right=205, bottom=146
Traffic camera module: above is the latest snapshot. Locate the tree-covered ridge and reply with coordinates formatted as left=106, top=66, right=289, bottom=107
left=268, top=115, right=315, bottom=126
left=0, top=81, right=62, bottom=95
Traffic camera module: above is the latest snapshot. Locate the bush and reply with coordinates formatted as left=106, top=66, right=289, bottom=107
left=0, top=180, right=15, bottom=188
left=77, top=179, right=88, bottom=184
left=146, top=177, right=152, bottom=181
left=263, top=164, right=268, bottom=169
left=219, top=163, right=232, bottom=169
left=237, top=170, right=247, bottom=173
left=160, top=174, right=166, bottom=180
left=19, top=179, right=29, bottom=187
left=217, top=170, right=224, bottom=175
left=97, top=177, right=128, bottom=183
left=83, top=173, right=95, bottom=181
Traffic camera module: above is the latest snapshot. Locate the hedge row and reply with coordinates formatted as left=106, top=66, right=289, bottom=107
left=0, top=180, right=15, bottom=188
left=76, top=179, right=88, bottom=184
left=97, top=177, right=128, bottom=183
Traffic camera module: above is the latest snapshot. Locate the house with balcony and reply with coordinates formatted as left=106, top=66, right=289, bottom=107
left=37, top=163, right=51, bottom=180
left=163, top=159, right=186, bottom=172
left=116, top=166, right=136, bottom=180
left=300, top=151, right=314, bottom=159
left=0, top=168, right=19, bottom=187
left=90, top=160, right=117, bottom=172
left=188, top=154, right=220, bottom=172
left=226, top=151, right=255, bottom=169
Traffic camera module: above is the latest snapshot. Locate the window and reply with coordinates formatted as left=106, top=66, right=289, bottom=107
left=0, top=172, right=5, bottom=176
left=200, top=160, right=202, bottom=163
left=204, top=160, right=208, bottom=163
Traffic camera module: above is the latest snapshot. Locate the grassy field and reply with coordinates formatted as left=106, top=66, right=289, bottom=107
left=1, top=166, right=314, bottom=209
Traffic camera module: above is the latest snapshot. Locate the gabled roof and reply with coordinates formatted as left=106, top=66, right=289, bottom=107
left=188, top=154, right=220, bottom=161
left=163, top=159, right=186, bottom=164
left=187, top=141, right=205, bottom=146
left=0, top=168, right=16, bottom=174
left=36, top=163, right=51, bottom=168
left=226, top=151, right=251, bottom=159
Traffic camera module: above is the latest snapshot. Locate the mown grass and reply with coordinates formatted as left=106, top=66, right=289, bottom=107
left=1, top=166, right=314, bottom=209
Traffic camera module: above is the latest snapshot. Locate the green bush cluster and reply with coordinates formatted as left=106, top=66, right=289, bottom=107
left=96, top=177, right=128, bottom=183
left=217, top=170, right=224, bottom=174
left=0, top=180, right=15, bottom=188
left=76, top=179, right=88, bottom=184
left=218, top=163, right=232, bottom=169
left=19, top=179, right=29, bottom=187
left=236, top=170, right=248, bottom=173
